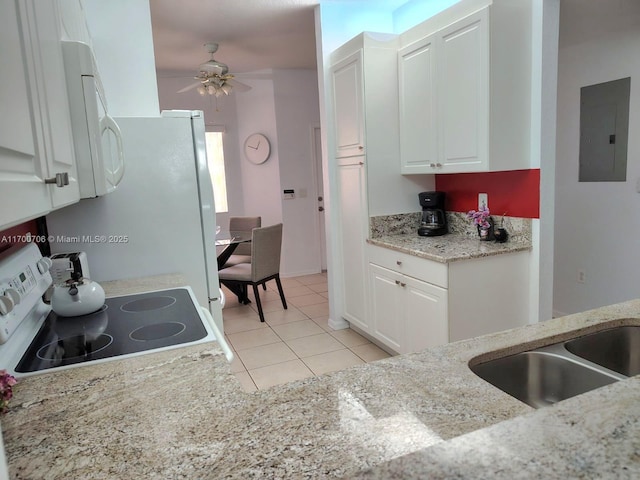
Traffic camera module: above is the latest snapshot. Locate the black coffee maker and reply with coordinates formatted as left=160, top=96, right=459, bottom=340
left=418, top=191, right=447, bottom=236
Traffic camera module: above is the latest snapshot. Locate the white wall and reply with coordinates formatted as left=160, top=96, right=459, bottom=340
left=234, top=76, right=284, bottom=231
left=157, top=69, right=323, bottom=277
left=554, top=20, right=640, bottom=314
left=155, top=73, right=244, bottom=228
left=273, top=69, right=324, bottom=276
left=83, top=0, right=159, bottom=117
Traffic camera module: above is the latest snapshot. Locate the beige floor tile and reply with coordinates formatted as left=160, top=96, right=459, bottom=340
left=264, top=307, right=308, bottom=326
left=226, top=328, right=281, bottom=351
left=248, top=359, right=314, bottom=389
left=233, top=371, right=257, bottom=392
left=229, top=355, right=246, bottom=373
left=310, top=316, right=333, bottom=332
left=307, top=283, right=328, bottom=294
left=351, top=343, right=392, bottom=362
left=302, top=349, right=365, bottom=375
left=283, top=285, right=316, bottom=298
left=250, top=299, right=287, bottom=315
left=330, top=328, right=371, bottom=348
left=223, top=313, right=269, bottom=335
left=244, top=288, right=281, bottom=303
left=236, top=342, right=297, bottom=370
left=276, top=277, right=303, bottom=288
left=288, top=293, right=327, bottom=308
left=295, top=273, right=328, bottom=286
left=285, top=333, right=344, bottom=358
left=298, top=303, right=330, bottom=318
left=271, top=319, right=324, bottom=341
left=222, top=305, right=258, bottom=319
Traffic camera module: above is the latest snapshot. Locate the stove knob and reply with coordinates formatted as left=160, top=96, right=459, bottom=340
left=37, top=257, right=53, bottom=274
left=0, top=295, right=14, bottom=316
left=4, top=288, right=20, bottom=306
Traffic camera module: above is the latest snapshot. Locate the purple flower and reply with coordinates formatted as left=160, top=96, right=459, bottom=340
left=467, top=206, right=491, bottom=228
left=0, top=370, right=16, bottom=414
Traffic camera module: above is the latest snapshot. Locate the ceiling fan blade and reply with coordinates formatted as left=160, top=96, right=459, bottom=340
left=227, top=78, right=252, bottom=92
left=177, top=81, right=202, bottom=93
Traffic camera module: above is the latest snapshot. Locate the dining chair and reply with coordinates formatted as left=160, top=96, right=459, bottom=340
left=218, top=223, right=287, bottom=322
left=223, top=216, right=261, bottom=268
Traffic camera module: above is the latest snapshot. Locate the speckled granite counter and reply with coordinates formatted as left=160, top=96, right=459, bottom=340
left=368, top=211, right=532, bottom=263
left=368, top=233, right=531, bottom=263
left=1, top=276, right=639, bottom=478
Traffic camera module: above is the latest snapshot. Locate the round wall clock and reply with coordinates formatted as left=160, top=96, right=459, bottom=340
left=243, top=133, right=271, bottom=164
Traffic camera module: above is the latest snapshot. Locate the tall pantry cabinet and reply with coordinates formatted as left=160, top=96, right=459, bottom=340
left=330, top=33, right=401, bottom=335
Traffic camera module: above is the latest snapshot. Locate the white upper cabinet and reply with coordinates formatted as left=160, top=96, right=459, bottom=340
left=398, top=34, right=438, bottom=174
left=0, top=0, right=79, bottom=230
left=331, top=50, right=365, bottom=159
left=0, top=0, right=52, bottom=228
left=399, top=1, right=532, bottom=174
left=437, top=10, right=488, bottom=172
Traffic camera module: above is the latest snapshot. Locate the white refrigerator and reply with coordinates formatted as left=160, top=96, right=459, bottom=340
left=46, top=111, right=224, bottom=332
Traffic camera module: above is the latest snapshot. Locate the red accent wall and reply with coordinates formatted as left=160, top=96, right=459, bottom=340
left=435, top=169, right=540, bottom=218
left=0, top=220, right=39, bottom=254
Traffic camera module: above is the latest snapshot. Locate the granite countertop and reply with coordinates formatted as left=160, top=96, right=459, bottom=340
left=368, top=233, right=532, bottom=263
left=367, top=212, right=532, bottom=263
left=1, top=275, right=639, bottom=478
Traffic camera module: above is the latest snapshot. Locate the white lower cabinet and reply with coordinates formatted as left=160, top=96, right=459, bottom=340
left=369, top=263, right=447, bottom=354
left=367, top=244, right=529, bottom=354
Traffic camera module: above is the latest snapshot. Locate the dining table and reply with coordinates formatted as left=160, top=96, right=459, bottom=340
left=215, top=230, right=252, bottom=270
left=216, top=230, right=252, bottom=304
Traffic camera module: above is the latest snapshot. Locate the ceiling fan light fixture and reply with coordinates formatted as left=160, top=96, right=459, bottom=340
left=197, top=85, right=207, bottom=96
left=221, top=83, right=233, bottom=95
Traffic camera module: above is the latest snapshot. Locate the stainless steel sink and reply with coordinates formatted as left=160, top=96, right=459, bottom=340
left=565, top=326, right=640, bottom=377
left=470, top=348, right=621, bottom=408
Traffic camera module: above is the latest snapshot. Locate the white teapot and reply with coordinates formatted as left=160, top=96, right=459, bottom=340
left=50, top=277, right=105, bottom=317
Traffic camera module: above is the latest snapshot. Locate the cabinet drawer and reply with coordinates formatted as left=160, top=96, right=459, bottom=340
left=368, top=244, right=448, bottom=288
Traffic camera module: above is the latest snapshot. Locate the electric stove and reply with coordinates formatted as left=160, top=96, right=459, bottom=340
left=0, top=243, right=231, bottom=377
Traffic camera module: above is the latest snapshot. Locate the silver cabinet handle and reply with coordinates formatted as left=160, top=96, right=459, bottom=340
left=44, top=172, right=69, bottom=188
left=395, top=280, right=400, bottom=285
left=400, top=282, right=406, bottom=287
left=396, top=260, right=402, bottom=266
left=358, top=145, right=364, bottom=150
left=429, top=163, right=436, bottom=168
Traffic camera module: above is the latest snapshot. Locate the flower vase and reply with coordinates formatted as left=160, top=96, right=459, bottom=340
left=477, top=217, right=495, bottom=241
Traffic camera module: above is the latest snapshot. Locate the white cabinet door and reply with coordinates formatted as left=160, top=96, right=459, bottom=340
left=331, top=50, right=365, bottom=160
left=437, top=8, right=488, bottom=172
left=337, top=160, right=369, bottom=331
left=398, top=34, right=438, bottom=174
left=404, top=275, right=448, bottom=353
left=369, top=264, right=403, bottom=352
left=0, top=0, right=52, bottom=229
left=29, top=0, right=79, bottom=208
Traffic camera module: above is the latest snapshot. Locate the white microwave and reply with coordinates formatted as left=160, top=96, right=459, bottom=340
left=62, top=41, right=124, bottom=198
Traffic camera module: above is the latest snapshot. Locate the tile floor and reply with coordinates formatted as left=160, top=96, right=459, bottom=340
left=221, top=272, right=392, bottom=392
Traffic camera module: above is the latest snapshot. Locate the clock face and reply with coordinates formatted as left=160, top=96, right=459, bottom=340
left=244, top=133, right=271, bottom=164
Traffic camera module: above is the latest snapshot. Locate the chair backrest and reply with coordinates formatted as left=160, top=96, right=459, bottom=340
left=229, top=216, right=261, bottom=256
left=250, top=223, right=283, bottom=282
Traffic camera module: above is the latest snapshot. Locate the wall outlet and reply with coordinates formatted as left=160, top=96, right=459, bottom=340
left=478, top=193, right=488, bottom=210
left=577, top=269, right=586, bottom=284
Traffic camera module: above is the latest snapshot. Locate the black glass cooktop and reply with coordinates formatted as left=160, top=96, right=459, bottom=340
left=16, top=288, right=208, bottom=373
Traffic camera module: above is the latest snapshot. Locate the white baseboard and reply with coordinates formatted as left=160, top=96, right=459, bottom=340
left=552, top=309, right=568, bottom=319
left=328, top=316, right=349, bottom=330
left=280, top=268, right=323, bottom=278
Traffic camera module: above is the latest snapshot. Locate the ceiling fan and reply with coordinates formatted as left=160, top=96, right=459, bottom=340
left=177, top=43, right=252, bottom=96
